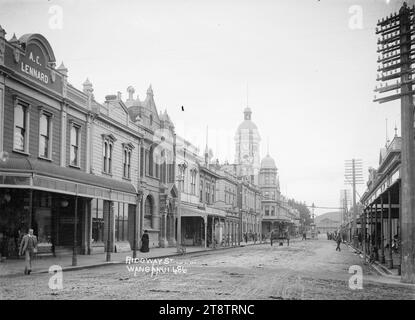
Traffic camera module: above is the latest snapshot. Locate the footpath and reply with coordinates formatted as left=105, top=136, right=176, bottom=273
left=0, top=240, right=263, bottom=277
left=344, top=242, right=415, bottom=288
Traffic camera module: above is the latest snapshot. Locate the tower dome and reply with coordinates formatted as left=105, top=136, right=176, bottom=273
left=261, top=154, right=277, bottom=169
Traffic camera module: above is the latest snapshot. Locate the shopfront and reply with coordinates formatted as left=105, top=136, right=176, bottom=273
left=181, top=205, right=206, bottom=247
left=0, top=157, right=137, bottom=258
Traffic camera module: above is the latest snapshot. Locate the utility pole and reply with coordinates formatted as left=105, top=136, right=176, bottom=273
left=374, top=2, right=415, bottom=283
left=345, top=159, right=364, bottom=248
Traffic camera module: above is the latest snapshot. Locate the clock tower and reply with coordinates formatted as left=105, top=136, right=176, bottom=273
left=234, top=107, right=261, bottom=184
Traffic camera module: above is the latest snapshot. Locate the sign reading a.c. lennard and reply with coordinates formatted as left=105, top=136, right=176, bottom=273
left=19, top=43, right=49, bottom=84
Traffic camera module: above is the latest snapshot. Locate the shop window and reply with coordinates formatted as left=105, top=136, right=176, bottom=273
left=115, top=202, right=129, bottom=242
left=39, top=110, right=52, bottom=159
left=13, top=101, right=29, bottom=153
left=70, top=123, right=81, bottom=167
left=92, top=199, right=104, bottom=243
left=34, top=192, right=52, bottom=244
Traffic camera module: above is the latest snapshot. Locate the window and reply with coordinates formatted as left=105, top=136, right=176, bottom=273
left=150, top=114, right=153, bottom=126
left=271, top=206, right=275, bottom=216
left=70, top=124, right=80, bottom=167
left=206, top=182, right=210, bottom=204
left=115, top=202, right=129, bottom=242
left=140, top=147, right=144, bottom=177
left=123, top=144, right=133, bottom=179
left=102, top=139, right=113, bottom=174
left=144, top=196, right=153, bottom=229
left=148, top=146, right=154, bottom=176
left=39, top=112, right=52, bottom=159
left=145, top=149, right=149, bottom=175
left=190, top=170, right=196, bottom=195
left=200, top=180, right=203, bottom=202
left=225, top=187, right=228, bottom=204
left=161, top=150, right=166, bottom=183
left=212, top=184, right=215, bottom=203
left=265, top=206, right=269, bottom=216
left=13, top=102, right=28, bottom=152
left=92, top=199, right=104, bottom=243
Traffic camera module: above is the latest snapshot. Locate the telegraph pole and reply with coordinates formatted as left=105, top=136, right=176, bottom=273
left=345, top=159, right=364, bottom=248
left=374, top=2, right=415, bottom=283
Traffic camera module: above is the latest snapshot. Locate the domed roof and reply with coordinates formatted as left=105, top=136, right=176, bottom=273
left=261, top=154, right=276, bottom=169
left=237, top=120, right=258, bottom=131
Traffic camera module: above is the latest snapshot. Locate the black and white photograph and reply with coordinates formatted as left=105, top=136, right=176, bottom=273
left=0, top=0, right=415, bottom=307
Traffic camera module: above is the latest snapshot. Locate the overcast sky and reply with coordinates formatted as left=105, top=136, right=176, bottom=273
left=0, top=0, right=409, bottom=215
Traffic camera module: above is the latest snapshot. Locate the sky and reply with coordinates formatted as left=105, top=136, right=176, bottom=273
left=0, top=0, right=411, bottom=216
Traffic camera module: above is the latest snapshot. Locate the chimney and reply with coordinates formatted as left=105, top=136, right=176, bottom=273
left=127, top=86, right=135, bottom=101
left=105, top=94, right=117, bottom=102
left=117, top=91, right=122, bottom=101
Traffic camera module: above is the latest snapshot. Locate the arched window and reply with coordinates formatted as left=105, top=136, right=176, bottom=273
left=149, top=146, right=154, bottom=176
left=144, top=196, right=153, bottom=229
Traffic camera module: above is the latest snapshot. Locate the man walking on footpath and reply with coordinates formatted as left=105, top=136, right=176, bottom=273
left=19, top=228, right=38, bottom=275
left=336, top=233, right=342, bottom=252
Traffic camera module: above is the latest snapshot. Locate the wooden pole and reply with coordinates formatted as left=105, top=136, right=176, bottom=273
left=352, top=159, right=358, bottom=247
left=375, top=201, right=378, bottom=260
left=72, top=192, right=78, bottom=266
left=399, top=3, right=415, bottom=283
left=388, top=189, right=393, bottom=269
left=363, top=208, right=367, bottom=264
left=380, top=196, right=385, bottom=263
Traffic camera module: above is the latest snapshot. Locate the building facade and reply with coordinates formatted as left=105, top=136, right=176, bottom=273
left=0, top=30, right=137, bottom=259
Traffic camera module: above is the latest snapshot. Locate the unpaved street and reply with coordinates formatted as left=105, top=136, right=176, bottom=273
left=1, top=239, right=414, bottom=300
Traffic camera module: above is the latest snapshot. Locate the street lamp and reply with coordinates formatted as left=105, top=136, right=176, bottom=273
left=176, top=162, right=187, bottom=253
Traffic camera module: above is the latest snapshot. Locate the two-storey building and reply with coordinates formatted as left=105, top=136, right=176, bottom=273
left=0, top=29, right=137, bottom=258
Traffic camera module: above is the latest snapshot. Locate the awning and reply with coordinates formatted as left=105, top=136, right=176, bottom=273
left=181, top=205, right=206, bottom=218
left=0, top=157, right=138, bottom=203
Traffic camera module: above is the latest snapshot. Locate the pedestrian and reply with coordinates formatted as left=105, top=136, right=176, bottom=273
left=302, top=232, right=306, bottom=240
left=336, top=234, right=342, bottom=252
left=140, top=230, right=149, bottom=253
left=270, top=230, right=274, bottom=246
left=286, top=231, right=290, bottom=246
left=19, top=228, right=38, bottom=275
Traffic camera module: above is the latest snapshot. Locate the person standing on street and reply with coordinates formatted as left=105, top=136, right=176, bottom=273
left=140, top=230, right=149, bottom=253
left=286, top=231, right=290, bottom=246
left=336, top=233, right=342, bottom=252
left=19, top=228, right=38, bottom=275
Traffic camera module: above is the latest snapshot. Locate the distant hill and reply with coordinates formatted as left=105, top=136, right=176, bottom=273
left=315, top=211, right=341, bottom=224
